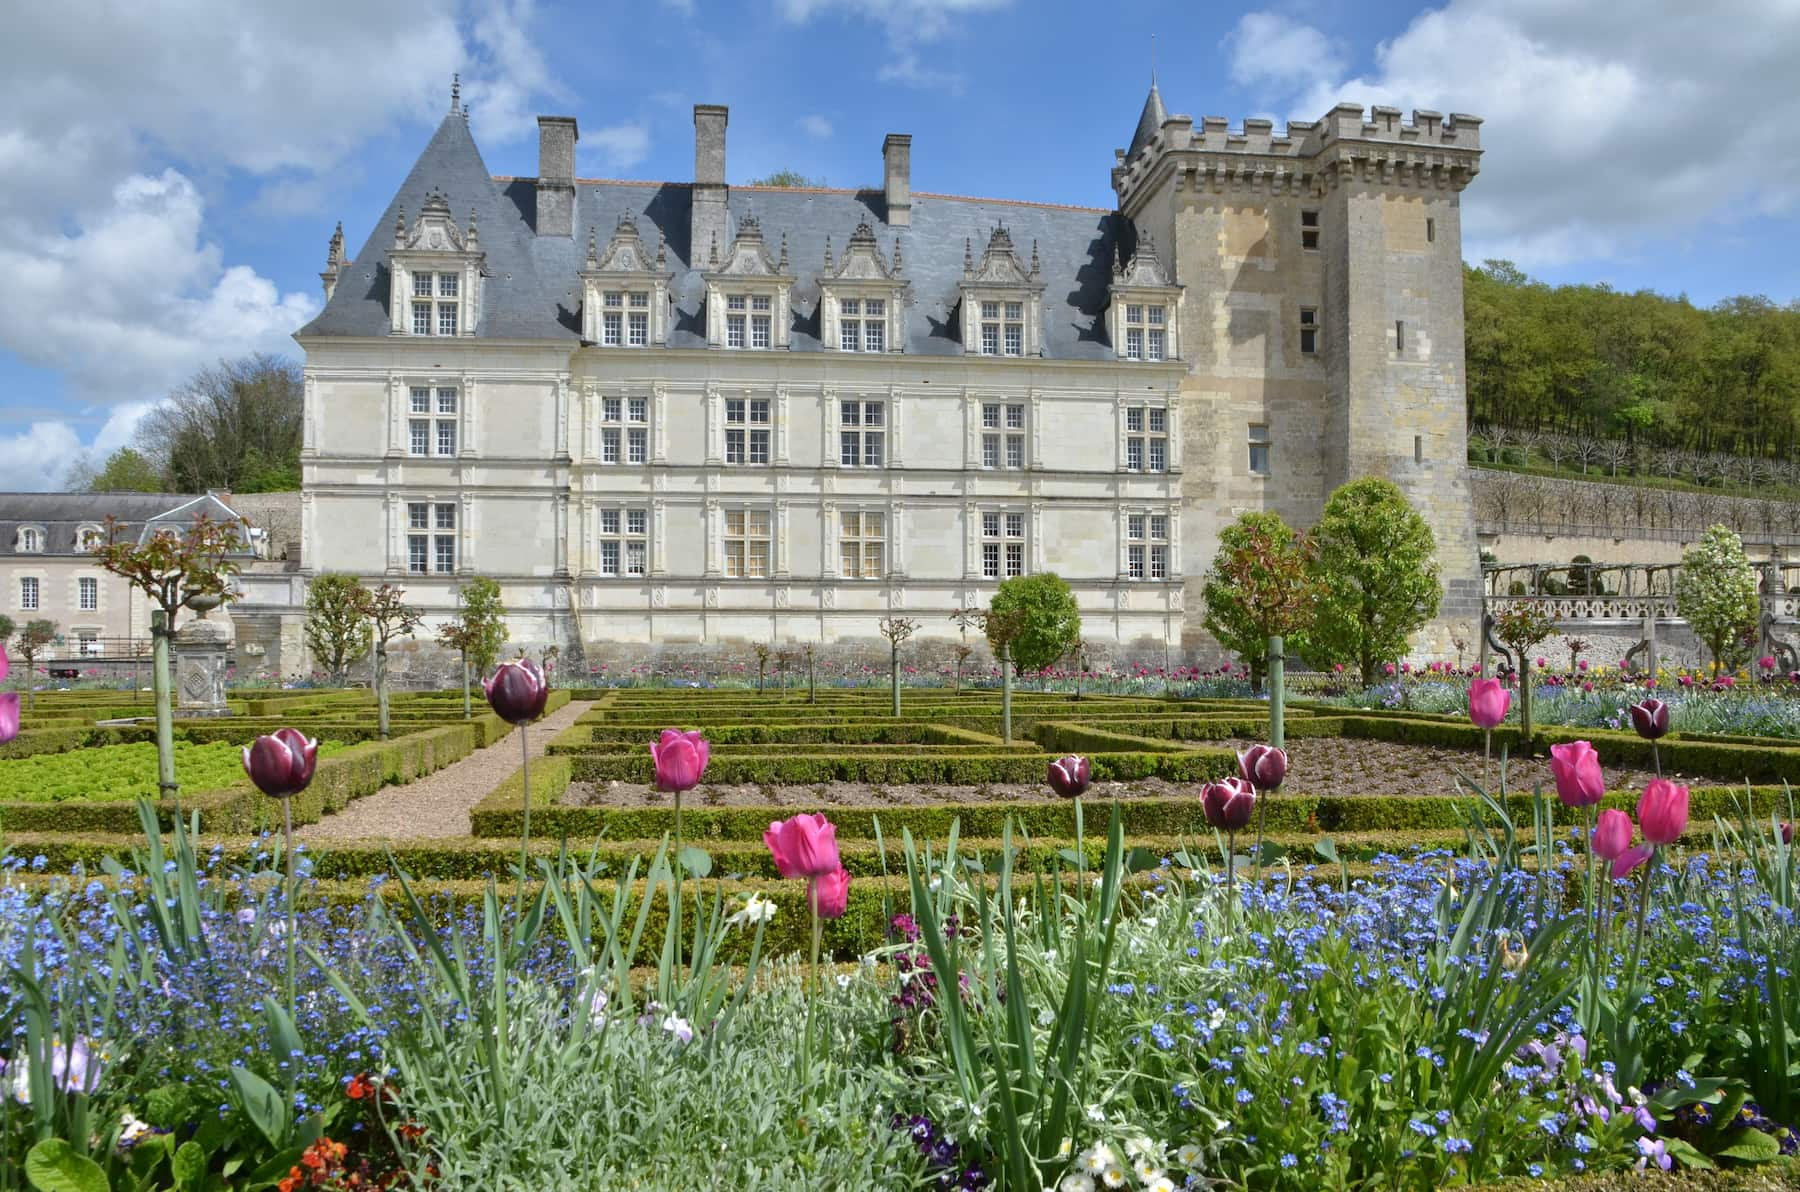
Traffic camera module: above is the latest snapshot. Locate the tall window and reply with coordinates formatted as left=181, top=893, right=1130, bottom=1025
left=600, top=396, right=649, bottom=465
left=839, top=298, right=887, bottom=352
left=19, top=577, right=38, bottom=611
left=78, top=577, right=97, bottom=611
left=839, top=400, right=885, bottom=467
left=723, top=508, right=771, bottom=578
left=839, top=511, right=886, bottom=579
left=1122, top=303, right=1167, bottom=361
left=1300, top=210, right=1319, bottom=251
left=408, top=386, right=459, bottom=457
left=725, top=294, right=772, bottom=349
left=598, top=507, right=648, bottom=577
left=410, top=272, right=462, bottom=336
left=600, top=291, right=651, bottom=347
left=978, top=300, right=1024, bottom=357
left=980, top=510, right=1026, bottom=580
left=1299, top=307, right=1318, bottom=356
left=1248, top=425, right=1272, bottom=476
left=1125, top=406, right=1168, bottom=473
left=407, top=502, right=458, bottom=574
left=981, top=402, right=1025, bottom=469
left=1127, top=514, right=1170, bottom=581
left=725, top=398, right=771, bottom=465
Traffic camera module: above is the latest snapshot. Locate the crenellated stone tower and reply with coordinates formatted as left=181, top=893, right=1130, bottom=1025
left=1113, top=89, right=1485, bottom=655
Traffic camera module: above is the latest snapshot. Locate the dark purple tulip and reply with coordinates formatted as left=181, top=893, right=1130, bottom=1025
left=483, top=658, right=548, bottom=725
left=1237, top=744, right=1288, bottom=792
left=1202, top=777, right=1257, bottom=832
left=241, top=728, right=319, bottom=799
left=1046, top=755, right=1091, bottom=798
left=1781, top=821, right=1793, bottom=846
left=1628, top=698, right=1670, bottom=741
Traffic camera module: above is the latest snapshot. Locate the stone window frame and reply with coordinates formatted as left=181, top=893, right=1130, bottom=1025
left=979, top=400, right=1028, bottom=470
left=77, top=575, right=99, bottom=612
left=14, top=525, right=46, bottom=554
left=598, top=393, right=651, bottom=467
left=838, top=398, right=887, bottom=468
left=1298, top=307, right=1320, bottom=356
left=395, top=259, right=475, bottom=338
left=1248, top=424, right=1273, bottom=477
left=1119, top=401, right=1173, bottom=474
left=407, top=385, right=461, bottom=459
left=837, top=508, right=887, bottom=580
left=1122, top=508, right=1172, bottom=582
left=405, top=499, right=460, bottom=575
left=596, top=505, right=649, bottom=578
left=1107, top=286, right=1181, bottom=364
left=18, top=574, right=40, bottom=611
left=721, top=506, right=773, bottom=579
left=979, top=507, right=1028, bottom=580
left=76, top=524, right=104, bottom=552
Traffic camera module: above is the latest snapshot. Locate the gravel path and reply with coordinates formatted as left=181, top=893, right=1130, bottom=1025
left=299, top=701, right=587, bottom=841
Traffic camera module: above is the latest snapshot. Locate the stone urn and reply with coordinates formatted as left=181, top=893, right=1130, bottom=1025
left=174, top=605, right=235, bottom=718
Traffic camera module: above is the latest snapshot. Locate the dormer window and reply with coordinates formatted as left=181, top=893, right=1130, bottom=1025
left=16, top=527, right=43, bottom=553
left=1108, top=229, right=1182, bottom=363
left=582, top=213, right=672, bottom=348
left=819, top=221, right=907, bottom=355
left=77, top=525, right=102, bottom=551
left=958, top=225, right=1045, bottom=359
left=704, top=216, right=794, bottom=351
left=389, top=190, right=484, bottom=337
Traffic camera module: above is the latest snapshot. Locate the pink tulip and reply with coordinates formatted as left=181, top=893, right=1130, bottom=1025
left=1548, top=741, right=1606, bottom=807
left=1613, top=843, right=1655, bottom=879
left=1468, top=678, right=1510, bottom=730
left=0, top=692, right=17, bottom=745
left=810, top=865, right=851, bottom=919
left=1237, top=744, right=1288, bottom=792
left=764, top=812, right=841, bottom=879
left=1780, top=821, right=1793, bottom=846
left=241, top=728, right=319, bottom=799
left=1591, top=808, right=1634, bottom=861
left=1637, top=779, right=1689, bottom=845
left=0, top=650, right=8, bottom=684
left=1578, top=659, right=1589, bottom=672
left=651, top=728, right=710, bottom=792
left=483, top=658, right=548, bottom=725
left=1201, top=778, right=1256, bottom=832
left=1760, top=655, right=1777, bottom=671
left=1046, top=755, right=1091, bottom=798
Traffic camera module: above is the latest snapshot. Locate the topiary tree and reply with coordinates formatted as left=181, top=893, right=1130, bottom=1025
left=1304, top=478, right=1442, bottom=687
left=303, top=572, right=371, bottom=685
left=437, top=577, right=508, bottom=716
left=1675, top=524, right=1760, bottom=676
left=1493, top=604, right=1556, bottom=754
left=989, top=573, right=1081, bottom=674
left=878, top=616, right=919, bottom=718
left=361, top=583, right=424, bottom=740
left=12, top=620, right=56, bottom=710
left=1201, top=511, right=1321, bottom=692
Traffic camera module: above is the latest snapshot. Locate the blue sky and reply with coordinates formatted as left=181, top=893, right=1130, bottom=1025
left=2, top=0, right=1796, bottom=489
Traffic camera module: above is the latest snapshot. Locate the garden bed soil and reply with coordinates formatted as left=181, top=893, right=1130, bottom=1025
left=562, top=736, right=1672, bottom=809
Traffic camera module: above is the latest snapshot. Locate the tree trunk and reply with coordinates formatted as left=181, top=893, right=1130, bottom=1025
left=808, top=651, right=816, bottom=703
left=891, top=645, right=901, bottom=718
left=375, top=640, right=390, bottom=740
left=151, top=610, right=178, bottom=803
left=1267, top=635, right=1286, bottom=751
left=1000, top=644, right=1013, bottom=743
left=461, top=651, right=471, bottom=719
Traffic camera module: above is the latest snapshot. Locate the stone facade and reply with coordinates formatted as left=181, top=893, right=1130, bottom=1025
left=295, top=83, right=1482, bottom=671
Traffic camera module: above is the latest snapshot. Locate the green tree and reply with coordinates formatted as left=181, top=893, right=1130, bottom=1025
left=303, top=573, right=372, bottom=685
left=437, top=577, right=508, bottom=716
left=362, top=583, right=424, bottom=740
left=73, top=447, right=165, bottom=492
left=135, top=353, right=303, bottom=492
left=1304, top=478, right=1442, bottom=687
left=12, top=620, right=56, bottom=709
left=0, top=615, right=14, bottom=653
left=744, top=169, right=824, bottom=187
left=988, top=573, right=1081, bottom=674
left=1674, top=524, right=1760, bottom=675
left=1200, top=511, right=1322, bottom=689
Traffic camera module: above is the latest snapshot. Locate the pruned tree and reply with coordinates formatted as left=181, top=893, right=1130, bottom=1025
left=12, top=620, right=56, bottom=709
left=1675, top=525, right=1761, bottom=675
left=362, top=584, right=424, bottom=740
left=303, top=572, right=372, bottom=685
left=1303, top=478, right=1442, bottom=687
left=1200, top=511, right=1321, bottom=691
left=437, top=577, right=508, bottom=717
left=878, top=615, right=920, bottom=717
left=752, top=641, right=771, bottom=694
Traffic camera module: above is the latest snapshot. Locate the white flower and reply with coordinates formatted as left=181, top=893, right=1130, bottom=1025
left=1085, top=1104, right=1107, bottom=1125
left=727, top=892, right=778, bottom=928
left=1038, top=1009, right=1056, bottom=1028
left=1059, top=1175, right=1095, bottom=1192
left=1058, top=1137, right=1073, bottom=1159
left=836, top=973, right=851, bottom=990
left=118, top=1112, right=153, bottom=1153
left=1207, top=1007, right=1227, bottom=1032
left=1146, top=1178, right=1175, bottom=1192
left=1101, top=1164, right=1126, bottom=1189
left=1081, top=1143, right=1113, bottom=1174
left=1124, top=1136, right=1158, bottom=1161
left=1133, top=1157, right=1159, bottom=1182
left=1176, top=1143, right=1202, bottom=1167
left=586, top=988, right=609, bottom=1027
left=660, top=1013, right=693, bottom=1045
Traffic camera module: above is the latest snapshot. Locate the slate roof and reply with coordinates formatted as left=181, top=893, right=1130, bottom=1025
left=1127, top=80, right=1168, bottom=163
left=0, top=493, right=243, bottom=557
left=298, top=111, right=1135, bottom=360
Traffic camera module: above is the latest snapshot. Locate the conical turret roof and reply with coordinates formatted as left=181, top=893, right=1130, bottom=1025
left=1127, top=79, right=1168, bottom=161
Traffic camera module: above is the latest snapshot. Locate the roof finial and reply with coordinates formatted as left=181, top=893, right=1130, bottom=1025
left=450, top=73, right=461, bottom=115
left=892, top=236, right=903, bottom=275
left=585, top=225, right=598, bottom=268
left=778, top=231, right=789, bottom=271
left=709, top=231, right=719, bottom=267
left=1030, top=239, right=1040, bottom=277
left=823, top=235, right=833, bottom=272
left=656, top=232, right=667, bottom=269
left=963, top=237, right=973, bottom=272
left=466, top=207, right=479, bottom=247
left=1151, top=34, right=1157, bottom=85
left=394, top=206, right=407, bottom=248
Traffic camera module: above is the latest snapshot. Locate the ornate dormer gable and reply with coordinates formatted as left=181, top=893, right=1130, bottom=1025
left=957, top=223, right=1047, bottom=358
left=1108, top=229, right=1182, bottom=362
left=320, top=222, right=347, bottom=301
left=387, top=189, right=486, bottom=337
left=819, top=220, right=909, bottom=354
left=579, top=212, right=675, bottom=347
left=703, top=214, right=796, bottom=350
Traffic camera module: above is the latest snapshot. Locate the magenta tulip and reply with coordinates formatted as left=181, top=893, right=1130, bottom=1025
left=483, top=658, right=548, bottom=725
left=1548, top=741, right=1606, bottom=807
left=810, top=865, right=851, bottom=920
left=0, top=650, right=8, bottom=684
left=1468, top=678, right=1510, bottom=730
left=1591, top=808, right=1634, bottom=861
left=1613, top=842, right=1655, bottom=879
left=1637, top=778, right=1689, bottom=846
left=0, top=692, right=16, bottom=745
left=241, top=728, right=319, bottom=799
left=1046, top=755, right=1091, bottom=798
left=1781, top=821, right=1794, bottom=846
left=1627, top=699, right=1670, bottom=741
left=1237, top=745, right=1288, bottom=792
left=764, top=812, right=841, bottom=879
left=650, top=728, right=710, bottom=792
left=1201, top=777, right=1257, bottom=833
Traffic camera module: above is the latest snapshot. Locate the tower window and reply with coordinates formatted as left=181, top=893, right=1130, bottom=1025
left=1299, top=307, right=1318, bottom=356
left=1426, top=218, right=1436, bottom=244
left=1396, top=320, right=1406, bottom=353
left=1414, top=434, right=1424, bottom=464
left=1301, top=210, right=1319, bottom=251
left=1248, top=424, right=1271, bottom=476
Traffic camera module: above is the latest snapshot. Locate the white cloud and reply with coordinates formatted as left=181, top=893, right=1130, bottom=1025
left=582, top=123, right=654, bottom=172
left=1229, top=0, right=1800, bottom=269
left=1223, top=12, right=1346, bottom=89
left=776, top=0, right=1012, bottom=90
left=799, top=114, right=834, bottom=139
left=0, top=422, right=84, bottom=493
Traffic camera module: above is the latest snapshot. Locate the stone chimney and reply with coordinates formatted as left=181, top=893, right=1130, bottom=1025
left=536, top=116, right=579, bottom=237
left=691, top=104, right=729, bottom=266
left=883, top=134, right=912, bottom=227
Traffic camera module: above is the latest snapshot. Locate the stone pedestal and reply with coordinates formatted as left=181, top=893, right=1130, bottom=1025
left=175, top=612, right=235, bottom=718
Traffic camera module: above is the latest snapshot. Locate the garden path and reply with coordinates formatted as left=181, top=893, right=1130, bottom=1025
left=298, top=699, right=587, bottom=841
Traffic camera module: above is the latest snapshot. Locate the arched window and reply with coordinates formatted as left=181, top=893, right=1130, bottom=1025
left=16, top=527, right=42, bottom=553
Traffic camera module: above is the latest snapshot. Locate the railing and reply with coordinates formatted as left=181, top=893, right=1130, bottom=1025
left=1477, top=519, right=1800, bottom=547
left=1484, top=593, right=1679, bottom=623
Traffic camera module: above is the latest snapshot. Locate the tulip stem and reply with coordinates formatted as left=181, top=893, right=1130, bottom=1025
left=1224, top=830, right=1235, bottom=903
left=1625, top=845, right=1655, bottom=1000
left=1651, top=741, right=1661, bottom=779
left=516, top=723, right=531, bottom=920
left=1483, top=729, right=1492, bottom=794
left=1251, top=795, right=1267, bottom=888
left=283, top=796, right=297, bottom=1031
left=1582, top=804, right=1598, bottom=1036
left=804, top=887, right=822, bottom=1110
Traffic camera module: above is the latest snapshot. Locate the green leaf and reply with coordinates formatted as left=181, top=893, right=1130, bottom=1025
left=1124, top=846, right=1160, bottom=874
left=23, top=1140, right=110, bottom=1192
left=247, top=1146, right=309, bottom=1189
left=229, top=1064, right=289, bottom=1149
left=171, top=1140, right=207, bottom=1189
left=1314, top=836, right=1340, bottom=863
left=676, top=845, right=712, bottom=879
left=1714, top=1128, right=1781, bottom=1163
left=262, top=998, right=304, bottom=1073
left=1663, top=1138, right=1715, bottom=1170
left=145, top=1083, right=191, bottom=1129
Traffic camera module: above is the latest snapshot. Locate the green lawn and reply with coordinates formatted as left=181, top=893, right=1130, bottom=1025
left=0, top=739, right=339, bottom=803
